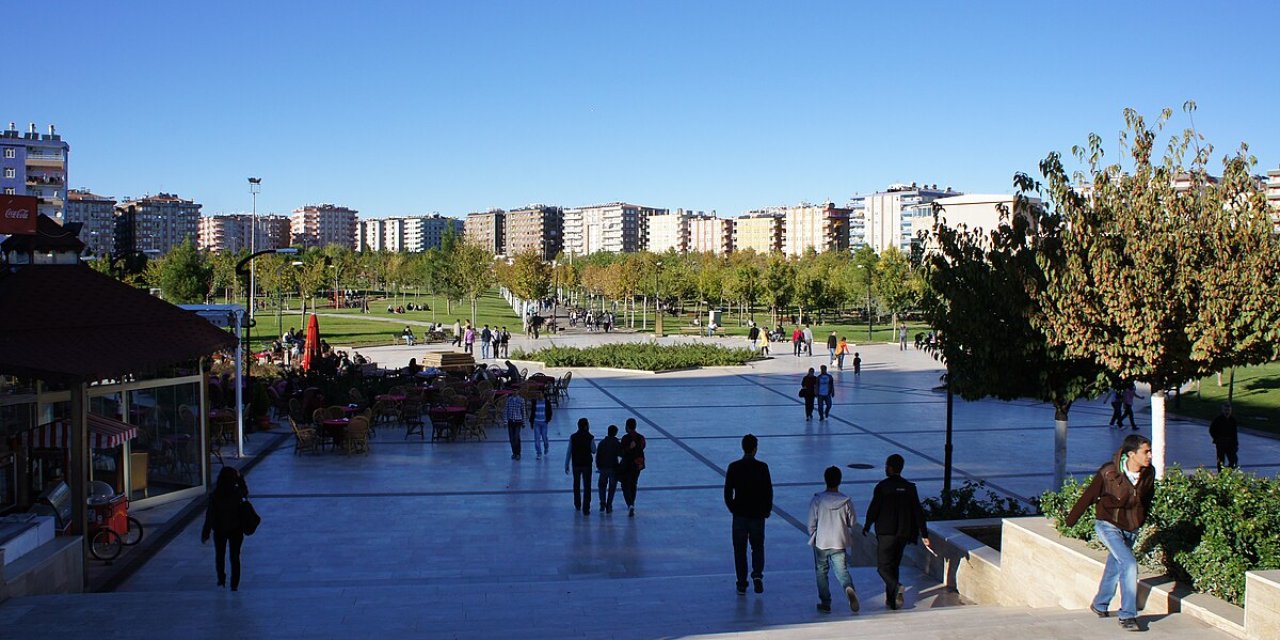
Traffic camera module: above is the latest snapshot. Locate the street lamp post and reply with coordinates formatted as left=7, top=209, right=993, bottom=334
left=235, top=247, right=298, bottom=457
left=653, top=260, right=663, bottom=337
left=248, top=178, right=261, bottom=320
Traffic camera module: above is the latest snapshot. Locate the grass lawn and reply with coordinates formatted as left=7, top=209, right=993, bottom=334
left=325, top=289, right=523, bottom=330
left=657, top=310, right=933, bottom=346
left=1171, top=363, right=1280, bottom=436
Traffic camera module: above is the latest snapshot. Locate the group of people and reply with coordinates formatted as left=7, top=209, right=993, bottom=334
left=563, top=417, right=647, bottom=516
left=825, top=332, right=859, bottom=372
left=568, top=308, right=615, bottom=333
left=723, top=435, right=932, bottom=613
left=448, top=320, right=512, bottom=358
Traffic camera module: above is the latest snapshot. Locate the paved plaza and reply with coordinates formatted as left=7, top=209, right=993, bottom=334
left=4, top=332, right=1273, bottom=639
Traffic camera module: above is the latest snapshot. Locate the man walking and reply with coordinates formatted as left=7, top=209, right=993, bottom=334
left=724, top=434, right=773, bottom=595
left=826, top=331, right=838, bottom=364
left=809, top=466, right=859, bottom=614
left=1209, top=403, right=1239, bottom=471
left=747, top=323, right=761, bottom=353
left=451, top=319, right=462, bottom=347
left=480, top=325, right=492, bottom=359
left=504, top=392, right=526, bottom=460
left=801, top=368, right=818, bottom=421
left=792, top=327, right=803, bottom=356
left=619, top=418, right=646, bottom=516
left=803, top=325, right=814, bottom=356
left=1065, top=435, right=1155, bottom=632
left=596, top=424, right=622, bottom=513
left=898, top=326, right=908, bottom=351
left=816, top=365, right=835, bottom=420
left=565, top=418, right=596, bottom=514
left=863, top=454, right=932, bottom=610
left=1120, top=383, right=1142, bottom=431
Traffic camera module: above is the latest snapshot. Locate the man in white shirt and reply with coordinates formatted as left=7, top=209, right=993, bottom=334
left=808, top=466, right=859, bottom=613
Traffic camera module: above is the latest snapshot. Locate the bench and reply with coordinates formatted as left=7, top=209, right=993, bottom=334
left=677, top=326, right=726, bottom=338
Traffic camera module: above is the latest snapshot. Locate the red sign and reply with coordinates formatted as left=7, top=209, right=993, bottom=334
left=0, top=195, right=38, bottom=235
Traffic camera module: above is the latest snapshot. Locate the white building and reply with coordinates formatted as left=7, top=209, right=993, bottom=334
left=911, top=193, right=1042, bottom=253
left=850, top=184, right=960, bottom=253
left=358, top=214, right=461, bottom=252
left=563, top=202, right=666, bottom=255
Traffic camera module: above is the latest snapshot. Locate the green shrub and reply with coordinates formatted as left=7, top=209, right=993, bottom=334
left=921, top=480, right=1032, bottom=521
left=1041, top=466, right=1280, bottom=606
left=512, top=343, right=757, bottom=371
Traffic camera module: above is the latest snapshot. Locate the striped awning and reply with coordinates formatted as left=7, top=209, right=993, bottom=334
left=20, top=415, right=139, bottom=450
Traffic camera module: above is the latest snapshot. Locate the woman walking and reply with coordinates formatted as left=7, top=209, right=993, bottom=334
left=619, top=418, right=647, bottom=517
left=1064, top=434, right=1155, bottom=632
left=800, top=368, right=818, bottom=421
left=202, top=466, right=250, bottom=591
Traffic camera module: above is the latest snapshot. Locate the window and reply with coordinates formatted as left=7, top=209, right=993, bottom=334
left=2, top=168, right=13, bottom=179
left=3, top=148, right=13, bottom=158
left=3, top=188, right=13, bottom=195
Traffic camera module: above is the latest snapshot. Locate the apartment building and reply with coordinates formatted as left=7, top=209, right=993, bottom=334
left=688, top=215, right=733, bottom=255
left=114, top=193, right=202, bottom=256
left=644, top=211, right=689, bottom=253
left=358, top=214, right=461, bottom=252
left=504, top=205, right=563, bottom=259
left=850, top=184, right=960, bottom=254
left=910, top=193, right=1042, bottom=255
left=198, top=213, right=291, bottom=252
left=64, top=189, right=116, bottom=255
left=464, top=209, right=505, bottom=255
left=782, top=202, right=851, bottom=256
left=563, top=202, right=666, bottom=255
left=733, top=210, right=785, bottom=254
left=0, top=122, right=69, bottom=220
left=1268, top=165, right=1280, bottom=214
left=290, top=204, right=358, bottom=249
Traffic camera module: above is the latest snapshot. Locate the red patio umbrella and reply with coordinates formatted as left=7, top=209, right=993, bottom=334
left=300, top=313, right=322, bottom=371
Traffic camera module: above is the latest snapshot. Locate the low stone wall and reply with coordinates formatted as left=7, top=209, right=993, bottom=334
left=0, top=536, right=83, bottom=602
left=903, top=516, right=1280, bottom=639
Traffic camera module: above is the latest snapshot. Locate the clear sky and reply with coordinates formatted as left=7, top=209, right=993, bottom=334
left=17, top=0, right=1280, bottom=218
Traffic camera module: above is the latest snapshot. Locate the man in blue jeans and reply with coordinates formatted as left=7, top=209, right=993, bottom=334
left=815, top=365, right=835, bottom=420
left=808, top=466, right=859, bottom=613
left=1065, top=434, right=1155, bottom=632
left=724, top=434, right=772, bottom=595
left=565, top=418, right=596, bottom=515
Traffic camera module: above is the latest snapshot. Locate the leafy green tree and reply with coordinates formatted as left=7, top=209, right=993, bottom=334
left=923, top=199, right=1107, bottom=488
left=452, top=242, right=496, bottom=325
left=295, top=253, right=330, bottom=316
left=155, top=238, right=210, bottom=303
left=874, top=246, right=918, bottom=335
left=761, top=254, right=795, bottom=326
left=208, top=249, right=241, bottom=303
left=507, top=250, right=552, bottom=302
left=1028, top=105, right=1280, bottom=475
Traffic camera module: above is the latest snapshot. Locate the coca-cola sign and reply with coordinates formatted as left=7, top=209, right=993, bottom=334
left=0, top=195, right=38, bottom=235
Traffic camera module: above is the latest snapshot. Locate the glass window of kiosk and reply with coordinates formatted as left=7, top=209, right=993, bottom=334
left=130, top=382, right=201, bottom=499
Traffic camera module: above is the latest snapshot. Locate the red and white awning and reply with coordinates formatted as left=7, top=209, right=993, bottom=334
left=20, top=415, right=139, bottom=450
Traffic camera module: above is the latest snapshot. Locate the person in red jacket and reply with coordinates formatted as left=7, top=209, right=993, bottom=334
left=1065, top=434, right=1155, bottom=632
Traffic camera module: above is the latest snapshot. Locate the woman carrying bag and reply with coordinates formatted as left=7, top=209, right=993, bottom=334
left=202, top=466, right=252, bottom=591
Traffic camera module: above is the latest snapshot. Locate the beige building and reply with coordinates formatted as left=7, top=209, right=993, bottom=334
left=465, top=209, right=505, bottom=255
left=198, top=213, right=291, bottom=252
left=290, top=204, right=358, bottom=249
left=563, top=202, right=666, bottom=255
left=504, top=205, right=563, bottom=259
left=782, top=203, right=851, bottom=256
left=911, top=193, right=1043, bottom=253
left=1266, top=165, right=1280, bottom=214
left=64, top=189, right=116, bottom=255
left=688, top=215, right=733, bottom=255
left=644, top=211, right=689, bottom=253
left=733, top=211, right=785, bottom=254
left=851, top=184, right=958, bottom=254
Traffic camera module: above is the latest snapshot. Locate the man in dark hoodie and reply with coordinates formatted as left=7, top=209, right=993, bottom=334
left=809, top=466, right=859, bottom=614
left=1066, top=434, right=1155, bottom=632
left=724, top=433, right=773, bottom=595
left=863, top=453, right=931, bottom=610
left=595, top=424, right=622, bottom=514
left=564, top=418, right=596, bottom=515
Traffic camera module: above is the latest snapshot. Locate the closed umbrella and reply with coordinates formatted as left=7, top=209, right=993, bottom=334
left=301, top=313, right=321, bottom=371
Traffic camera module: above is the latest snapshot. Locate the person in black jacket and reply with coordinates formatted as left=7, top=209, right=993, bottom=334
left=1209, top=403, right=1239, bottom=471
left=564, top=418, right=596, bottom=515
left=595, top=424, right=622, bottom=514
left=724, top=433, right=773, bottom=595
left=202, top=466, right=249, bottom=591
left=862, top=454, right=931, bottom=610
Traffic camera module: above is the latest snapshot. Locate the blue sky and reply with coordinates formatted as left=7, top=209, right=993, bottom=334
left=19, top=0, right=1280, bottom=218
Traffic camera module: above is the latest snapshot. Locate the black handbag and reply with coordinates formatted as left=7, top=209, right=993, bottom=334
left=240, top=500, right=262, bottom=535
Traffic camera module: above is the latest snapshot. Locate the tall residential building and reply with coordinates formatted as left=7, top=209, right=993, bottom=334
left=114, top=193, right=202, bottom=256
left=64, top=189, right=116, bottom=255
left=688, top=214, right=733, bottom=255
left=851, top=183, right=959, bottom=253
left=290, top=204, right=358, bottom=249
left=504, top=205, right=564, bottom=260
left=563, top=202, right=666, bottom=255
left=464, top=209, right=506, bottom=255
left=198, top=213, right=291, bottom=252
left=782, top=202, right=851, bottom=256
left=644, top=211, right=689, bottom=253
left=357, top=214, right=461, bottom=252
left=0, top=122, right=69, bottom=220
left=910, top=194, right=1042, bottom=255
left=733, top=211, right=785, bottom=254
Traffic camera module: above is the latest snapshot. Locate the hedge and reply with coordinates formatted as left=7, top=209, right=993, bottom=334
left=1040, top=466, right=1280, bottom=605
left=512, top=343, right=757, bottom=371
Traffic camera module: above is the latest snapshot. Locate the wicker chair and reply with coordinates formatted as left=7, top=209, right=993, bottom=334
left=313, top=408, right=335, bottom=451
left=289, top=417, right=318, bottom=455
left=402, top=400, right=426, bottom=440
left=344, top=416, right=371, bottom=454
left=348, top=388, right=368, bottom=407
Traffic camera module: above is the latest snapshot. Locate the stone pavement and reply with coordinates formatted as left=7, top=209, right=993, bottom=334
left=3, top=334, right=1269, bottom=639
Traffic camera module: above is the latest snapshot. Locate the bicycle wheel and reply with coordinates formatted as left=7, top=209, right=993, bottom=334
left=122, top=516, right=144, bottom=546
left=90, top=529, right=123, bottom=561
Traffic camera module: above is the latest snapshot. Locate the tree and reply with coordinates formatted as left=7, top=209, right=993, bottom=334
left=922, top=198, right=1107, bottom=488
left=154, top=238, right=210, bottom=304
left=208, top=249, right=241, bottom=303
left=452, top=243, right=495, bottom=325
left=506, top=251, right=552, bottom=324
left=295, top=254, right=329, bottom=316
left=761, top=254, right=795, bottom=326
left=874, top=246, right=918, bottom=335
left=1028, top=105, right=1280, bottom=476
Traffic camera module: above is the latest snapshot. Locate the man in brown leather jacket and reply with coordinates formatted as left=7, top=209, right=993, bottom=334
left=1065, top=434, right=1155, bottom=632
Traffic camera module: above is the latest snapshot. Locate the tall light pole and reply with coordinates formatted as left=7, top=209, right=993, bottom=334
left=248, top=177, right=261, bottom=320
left=653, top=260, right=663, bottom=337
left=235, top=246, right=297, bottom=457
